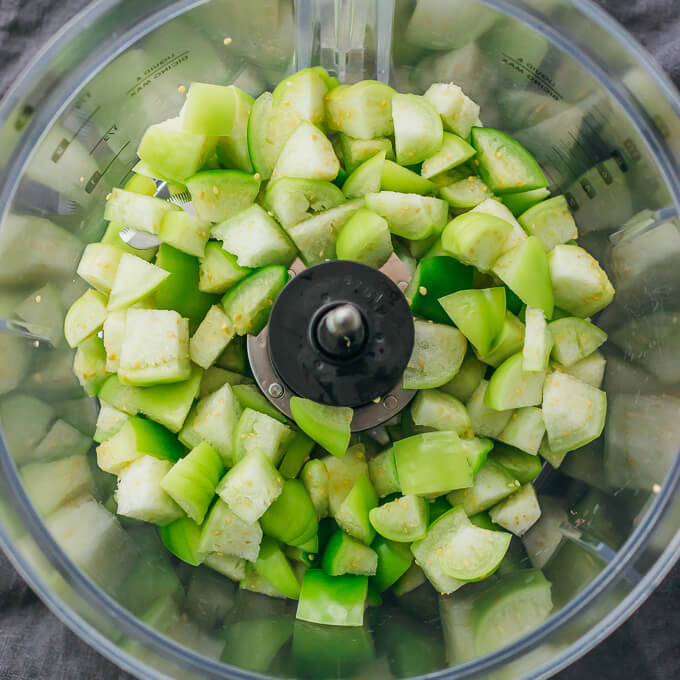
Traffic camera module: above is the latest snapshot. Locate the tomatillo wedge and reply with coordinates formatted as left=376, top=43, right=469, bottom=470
left=296, top=569, right=368, bottom=626
left=393, top=431, right=473, bottom=496
left=290, top=397, right=353, bottom=458
left=439, top=287, right=506, bottom=356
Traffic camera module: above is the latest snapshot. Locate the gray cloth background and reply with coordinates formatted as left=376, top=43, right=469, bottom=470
left=1, top=0, right=680, bottom=678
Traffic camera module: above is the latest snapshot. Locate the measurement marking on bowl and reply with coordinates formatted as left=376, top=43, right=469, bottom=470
left=90, top=123, right=119, bottom=156
left=500, top=53, right=561, bottom=101
left=51, top=105, right=101, bottom=163
left=117, top=156, right=144, bottom=187
left=85, top=140, right=131, bottom=194
left=127, top=51, right=190, bottom=97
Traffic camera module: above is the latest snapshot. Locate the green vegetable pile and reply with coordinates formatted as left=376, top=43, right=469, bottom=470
left=65, top=66, right=614, bottom=627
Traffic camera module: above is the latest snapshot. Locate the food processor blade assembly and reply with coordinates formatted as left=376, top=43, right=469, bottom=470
left=248, top=255, right=415, bottom=430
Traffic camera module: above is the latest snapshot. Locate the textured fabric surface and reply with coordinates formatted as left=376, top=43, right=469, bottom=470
left=1, top=0, right=680, bottom=678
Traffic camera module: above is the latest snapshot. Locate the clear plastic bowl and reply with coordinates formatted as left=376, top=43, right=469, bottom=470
left=1, top=1, right=680, bottom=678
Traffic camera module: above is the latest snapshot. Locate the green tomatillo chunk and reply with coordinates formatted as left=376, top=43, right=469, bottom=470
left=440, top=176, right=494, bottom=210
left=342, top=151, right=385, bottom=198
left=447, top=460, right=519, bottom=515
left=155, top=244, right=218, bottom=332
left=64, top=289, right=108, bottom=348
left=198, top=498, right=262, bottom=562
left=198, top=241, right=250, bottom=295
left=160, top=441, right=224, bottom=523
left=547, top=244, right=615, bottom=318
left=489, top=443, right=543, bottom=484
left=260, top=479, right=318, bottom=547
left=216, top=448, right=283, bottom=523
left=381, top=160, right=435, bottom=195
left=497, top=406, right=545, bottom=455
left=216, top=85, right=254, bottom=173
left=96, top=416, right=184, bottom=474
left=421, top=132, right=476, bottom=179
left=476, top=311, right=525, bottom=368
left=186, top=170, right=261, bottom=223
left=254, top=536, right=301, bottom=600
left=470, top=127, right=548, bottom=195
left=523, top=307, right=553, bottom=372
left=211, top=204, right=296, bottom=269
left=365, top=192, right=448, bottom=240
left=392, top=93, right=444, bottom=165
left=410, top=389, right=472, bottom=438
left=178, top=383, right=241, bottom=464
left=247, top=91, right=303, bottom=180
left=410, top=506, right=470, bottom=594
left=322, top=530, right=378, bottom=576
left=488, top=483, right=542, bottom=536
left=271, top=121, right=340, bottom=182
left=548, top=317, right=607, bottom=368
left=271, top=67, right=328, bottom=126
left=326, top=80, right=396, bottom=139
left=340, top=135, right=394, bottom=173
left=439, top=351, right=486, bottom=403
left=301, top=459, right=330, bottom=518
left=501, top=187, right=550, bottom=217
left=335, top=208, right=393, bottom=268
left=137, top=119, right=216, bottom=183
left=279, top=431, right=316, bottom=480
left=438, top=523, right=511, bottom=581
left=369, top=494, right=429, bottom=542
left=403, top=321, right=467, bottom=390
left=123, top=172, right=157, bottom=197
left=296, top=569, right=368, bottom=626
left=221, top=265, right=289, bottom=336
left=371, top=536, right=413, bottom=592
left=542, top=370, right=606, bottom=455
left=263, top=178, right=345, bottom=230
left=406, top=256, right=474, bottom=325
left=393, top=431, right=473, bottom=496
left=485, top=352, right=545, bottom=410
left=335, top=474, right=379, bottom=545
left=441, top=212, right=512, bottom=273
left=517, top=195, right=577, bottom=251
left=180, top=82, right=237, bottom=136
left=368, top=448, right=400, bottom=498
left=290, top=396, right=353, bottom=458
left=466, top=380, right=514, bottom=438
left=460, top=437, right=494, bottom=475
left=439, top=287, right=506, bottom=356
left=492, top=236, right=553, bottom=319
left=159, top=516, right=203, bottom=566
left=159, top=211, right=210, bottom=258
left=232, top=407, right=291, bottom=465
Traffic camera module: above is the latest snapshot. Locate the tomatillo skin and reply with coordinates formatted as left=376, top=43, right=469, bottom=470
left=260, top=479, right=318, bottom=547
left=393, top=431, right=474, bottom=496
left=371, top=536, right=413, bottom=592
left=290, top=397, right=353, bottom=458
left=279, top=431, right=316, bottom=480
left=254, top=536, right=302, bottom=599
left=407, top=256, right=474, bottom=325
left=439, top=287, right=506, bottom=356
left=322, top=529, right=378, bottom=576
left=296, top=569, right=368, bottom=626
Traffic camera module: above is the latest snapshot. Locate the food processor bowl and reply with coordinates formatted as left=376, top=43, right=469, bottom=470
left=2, top=0, right=680, bottom=678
